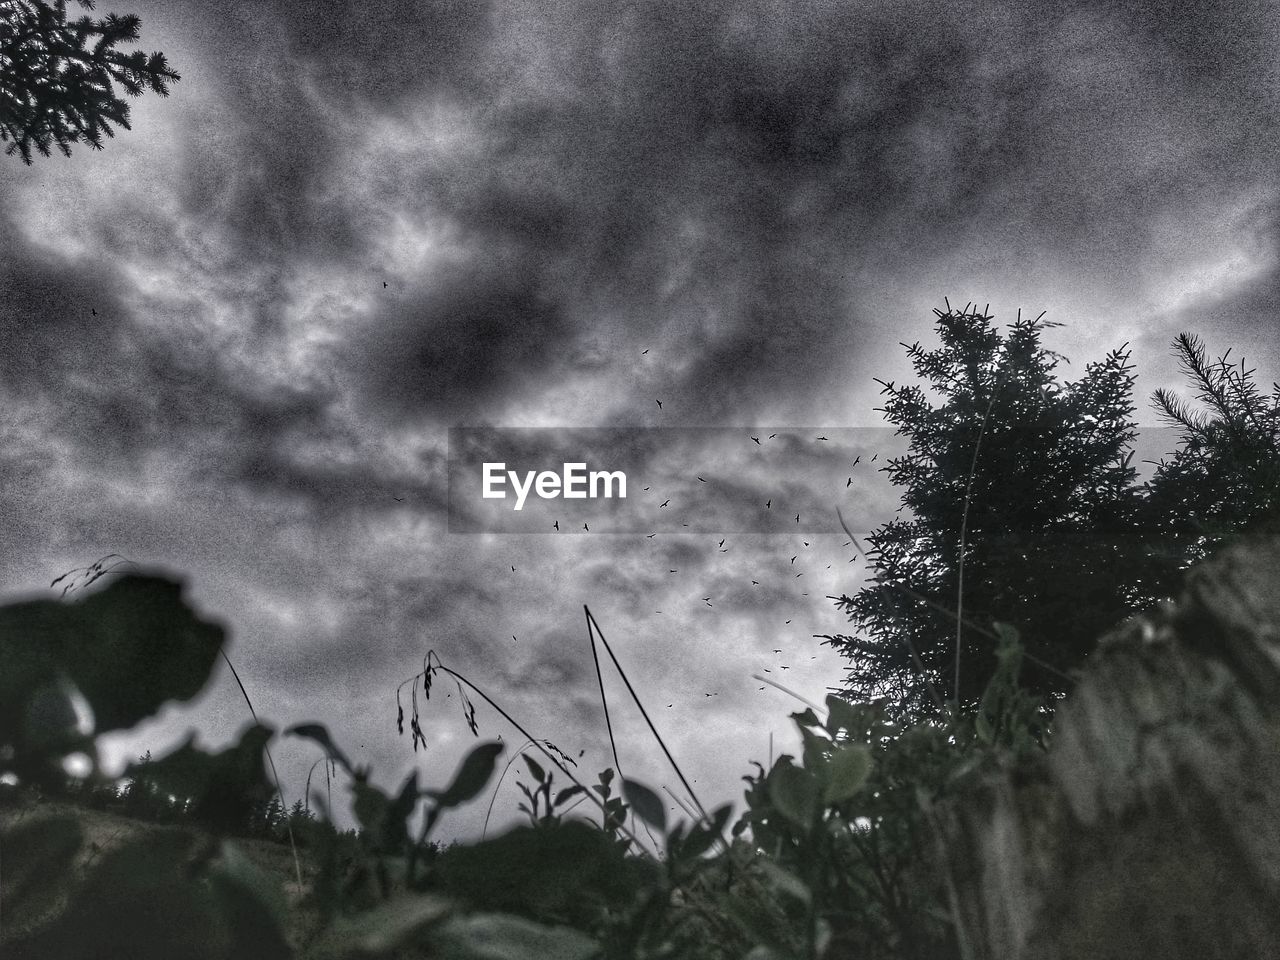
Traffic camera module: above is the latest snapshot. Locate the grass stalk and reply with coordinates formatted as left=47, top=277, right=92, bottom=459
left=219, top=649, right=303, bottom=891
left=956, top=382, right=1000, bottom=703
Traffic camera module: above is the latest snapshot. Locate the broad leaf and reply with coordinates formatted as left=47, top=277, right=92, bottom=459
left=621, top=777, right=666, bottom=833
left=768, top=760, right=819, bottom=828
left=429, top=741, right=504, bottom=809
left=429, top=912, right=598, bottom=960
left=823, top=743, right=873, bottom=805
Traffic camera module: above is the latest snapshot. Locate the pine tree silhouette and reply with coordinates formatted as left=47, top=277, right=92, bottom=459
left=823, top=304, right=1144, bottom=714
left=1, top=0, right=178, bottom=163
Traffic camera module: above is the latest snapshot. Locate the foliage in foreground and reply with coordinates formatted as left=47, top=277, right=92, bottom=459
left=0, top=0, right=179, bottom=163
left=0, top=565, right=1054, bottom=959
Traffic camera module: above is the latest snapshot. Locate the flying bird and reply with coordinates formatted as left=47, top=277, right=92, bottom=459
left=751, top=437, right=760, bottom=445
left=656, top=400, right=663, bottom=409
left=766, top=499, right=771, bottom=509
left=718, top=539, right=725, bottom=547
left=751, top=580, right=759, bottom=585
left=853, top=456, right=861, bottom=466
left=697, top=476, right=706, bottom=482
left=383, top=281, right=387, bottom=288
left=817, top=436, right=828, bottom=441
left=791, top=556, right=797, bottom=564
left=584, top=523, right=589, bottom=531
left=647, top=533, right=655, bottom=538
left=553, top=520, right=559, bottom=530
left=394, top=497, right=404, bottom=501
left=871, top=453, right=877, bottom=461
left=511, top=566, right=516, bottom=572
left=91, top=308, right=97, bottom=316
left=768, top=434, right=776, bottom=439
left=773, top=649, right=781, bottom=653
left=847, top=477, right=852, bottom=487
left=785, top=620, right=791, bottom=624
left=795, top=514, right=800, bottom=523
left=642, top=349, right=649, bottom=354
left=660, top=499, right=671, bottom=507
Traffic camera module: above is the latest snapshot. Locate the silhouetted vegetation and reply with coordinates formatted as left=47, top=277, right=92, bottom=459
left=0, top=0, right=178, bottom=163
left=823, top=306, right=1280, bottom=716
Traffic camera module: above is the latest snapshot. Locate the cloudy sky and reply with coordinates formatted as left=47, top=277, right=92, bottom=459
left=2, top=0, right=1278, bottom=839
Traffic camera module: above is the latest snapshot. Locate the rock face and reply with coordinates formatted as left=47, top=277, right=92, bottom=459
left=931, top=535, right=1280, bottom=960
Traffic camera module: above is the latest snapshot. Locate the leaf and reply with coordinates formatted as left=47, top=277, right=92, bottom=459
left=429, top=912, right=598, bottom=960
left=19, top=831, right=219, bottom=959
left=353, top=780, right=392, bottom=837
left=521, top=753, right=546, bottom=784
left=285, top=722, right=353, bottom=774
left=824, top=693, right=862, bottom=738
left=975, top=710, right=994, bottom=744
left=431, top=821, right=649, bottom=922
left=205, top=841, right=291, bottom=960
left=553, top=784, right=585, bottom=807
left=757, top=859, right=812, bottom=905
left=0, top=574, right=224, bottom=757
left=310, top=894, right=455, bottom=959
left=429, top=741, right=504, bottom=809
left=129, top=724, right=273, bottom=833
left=0, top=814, right=83, bottom=923
left=823, top=743, right=873, bottom=805
left=790, top=707, right=821, bottom=731
left=381, top=771, right=420, bottom=849
left=768, top=761, right=819, bottom=828
left=621, top=777, right=666, bottom=833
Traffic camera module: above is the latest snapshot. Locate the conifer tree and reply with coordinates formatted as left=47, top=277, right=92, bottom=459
left=823, top=305, right=1144, bottom=715
left=0, top=0, right=178, bottom=163
left=1134, top=333, right=1280, bottom=603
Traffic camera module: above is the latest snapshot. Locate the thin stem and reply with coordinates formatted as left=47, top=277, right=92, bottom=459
left=481, top=738, right=537, bottom=839
left=584, top=607, right=712, bottom=827
left=956, top=380, right=1000, bottom=703
left=219, top=649, right=302, bottom=891
left=585, top=607, right=624, bottom=777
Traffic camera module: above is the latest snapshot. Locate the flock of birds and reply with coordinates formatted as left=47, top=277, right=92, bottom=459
left=385, top=346, right=886, bottom=705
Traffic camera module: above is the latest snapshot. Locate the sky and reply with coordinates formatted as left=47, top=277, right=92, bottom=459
left=1, top=0, right=1278, bottom=840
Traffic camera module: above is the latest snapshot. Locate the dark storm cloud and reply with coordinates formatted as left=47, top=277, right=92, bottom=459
left=346, top=264, right=570, bottom=422
left=0, top=229, right=131, bottom=399
left=108, top=0, right=1277, bottom=429
left=254, top=0, right=496, bottom=105
left=0, top=245, right=334, bottom=475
